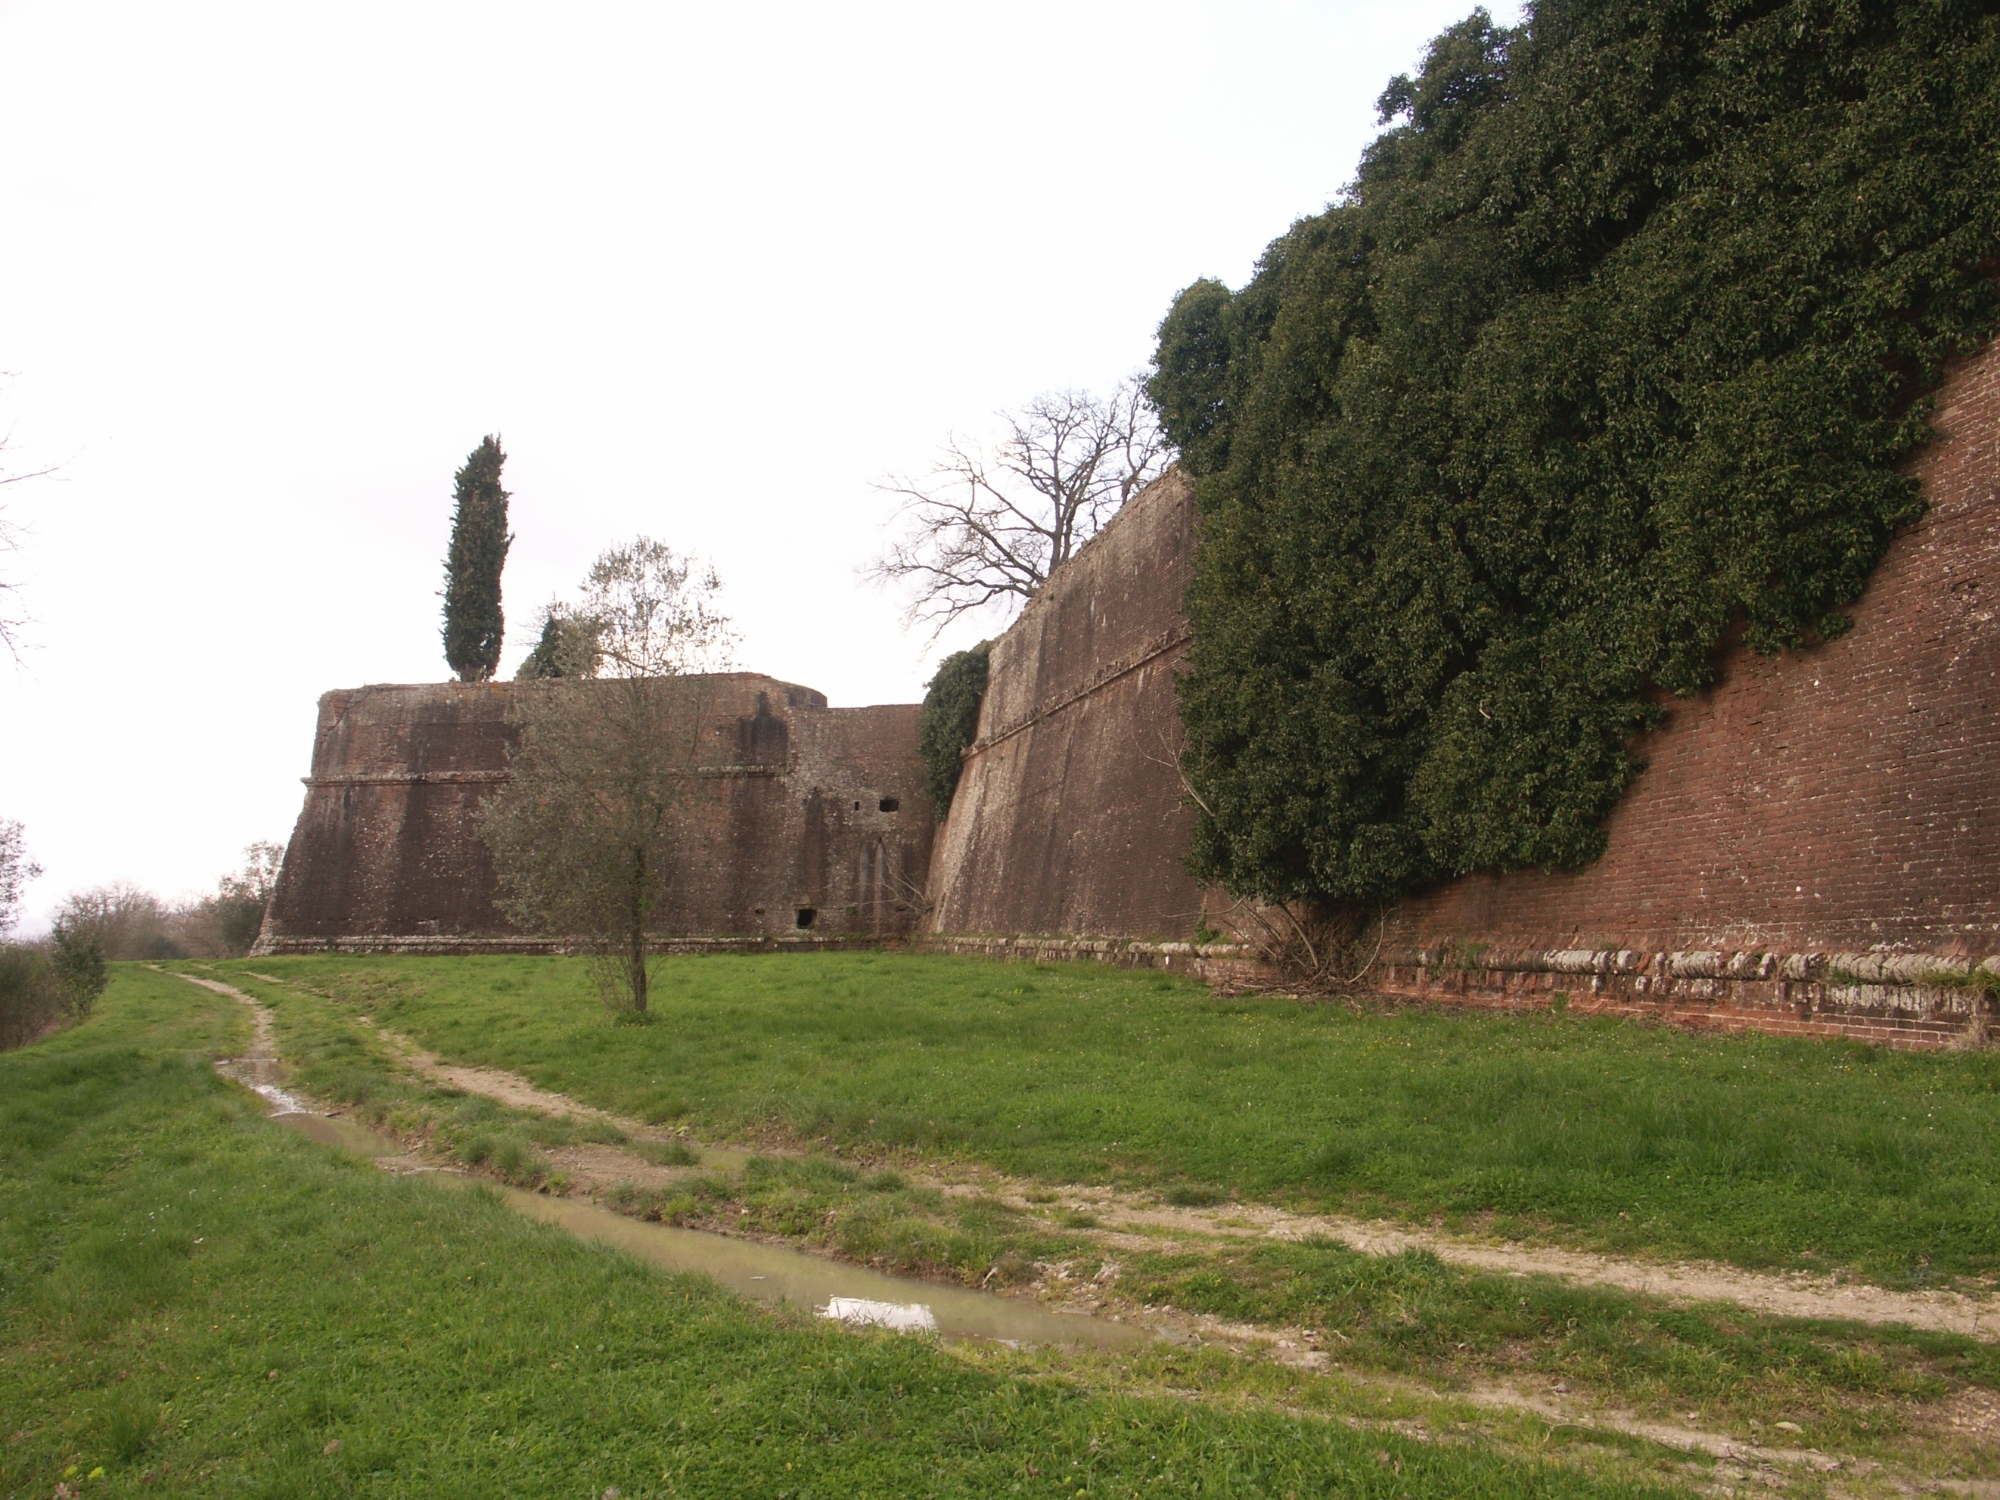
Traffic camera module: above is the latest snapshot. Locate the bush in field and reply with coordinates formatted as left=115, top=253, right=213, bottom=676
left=49, top=922, right=107, bottom=1021
left=208, top=841, right=283, bottom=956
left=0, top=945, right=59, bottom=1051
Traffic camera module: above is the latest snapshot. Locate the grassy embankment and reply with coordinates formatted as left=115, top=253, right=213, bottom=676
left=3, top=965, right=1686, bottom=1499
left=200, top=953, right=2000, bottom=1463
left=222, top=952, right=2000, bottom=1283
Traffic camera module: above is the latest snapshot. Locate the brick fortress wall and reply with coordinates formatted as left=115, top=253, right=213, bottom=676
left=922, top=470, right=1208, bottom=944
left=257, top=674, right=934, bottom=954
left=920, top=346, right=2000, bottom=1045
left=1368, top=339, right=2000, bottom=1045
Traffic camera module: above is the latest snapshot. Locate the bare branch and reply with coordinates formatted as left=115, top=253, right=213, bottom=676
left=868, top=376, right=1172, bottom=637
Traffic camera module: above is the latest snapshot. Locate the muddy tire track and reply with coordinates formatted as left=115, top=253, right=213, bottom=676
left=223, top=971, right=2000, bottom=1340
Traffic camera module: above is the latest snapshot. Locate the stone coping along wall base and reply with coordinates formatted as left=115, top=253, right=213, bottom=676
left=912, top=932, right=1274, bottom=990
left=1374, top=947, right=1999, bottom=1051
left=918, top=933, right=1997, bottom=1050
left=257, top=929, right=1996, bottom=1050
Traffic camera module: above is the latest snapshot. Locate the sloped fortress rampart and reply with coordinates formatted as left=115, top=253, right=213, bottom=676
left=923, top=470, right=1205, bottom=941
left=259, top=674, right=933, bottom=952
left=263, top=345, right=2000, bottom=1044
left=918, top=345, right=2000, bottom=1046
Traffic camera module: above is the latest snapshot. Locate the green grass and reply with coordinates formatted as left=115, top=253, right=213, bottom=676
left=1119, top=1241, right=1997, bottom=1448
left=2, top=966, right=1688, bottom=1498
left=200, top=960, right=2000, bottom=1462
left=219, top=952, right=2000, bottom=1284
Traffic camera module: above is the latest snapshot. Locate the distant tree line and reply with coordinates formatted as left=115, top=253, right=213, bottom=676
left=0, top=836, right=284, bottom=1052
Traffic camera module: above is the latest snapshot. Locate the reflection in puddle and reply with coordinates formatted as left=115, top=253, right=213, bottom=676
left=822, top=1297, right=940, bottom=1332
left=498, top=1187, right=1151, bottom=1351
left=215, top=1056, right=313, bottom=1118
left=280, top=1111, right=407, bottom=1158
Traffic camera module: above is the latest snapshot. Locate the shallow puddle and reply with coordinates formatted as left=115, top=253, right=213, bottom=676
left=223, top=1040, right=1150, bottom=1351
left=497, top=1186, right=1153, bottom=1351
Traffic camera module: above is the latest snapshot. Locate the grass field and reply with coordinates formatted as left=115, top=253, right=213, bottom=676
left=191, top=964, right=2000, bottom=1459
left=2, top=966, right=1697, bottom=1498
left=219, top=951, right=2000, bottom=1285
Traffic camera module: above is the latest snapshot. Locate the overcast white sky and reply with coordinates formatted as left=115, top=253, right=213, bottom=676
left=0, top=0, right=1518, bottom=931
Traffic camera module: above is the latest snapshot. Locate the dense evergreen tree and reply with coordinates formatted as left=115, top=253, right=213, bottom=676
left=441, top=436, right=513, bottom=681
left=917, top=645, right=991, bottom=814
left=515, top=606, right=604, bottom=680
left=1150, top=0, right=2000, bottom=909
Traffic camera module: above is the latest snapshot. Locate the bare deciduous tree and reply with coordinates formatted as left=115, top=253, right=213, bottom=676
left=478, top=540, right=736, bottom=1015
left=0, top=424, right=58, bottom=662
left=0, top=820, right=39, bottom=933
left=870, top=378, right=1171, bottom=634
left=51, top=882, right=185, bottom=960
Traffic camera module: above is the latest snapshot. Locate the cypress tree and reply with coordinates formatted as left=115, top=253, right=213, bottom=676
left=441, top=436, right=513, bottom=682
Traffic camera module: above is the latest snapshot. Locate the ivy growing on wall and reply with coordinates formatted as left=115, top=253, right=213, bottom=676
left=918, top=645, right=991, bottom=816
left=1150, top=0, right=2000, bottom=907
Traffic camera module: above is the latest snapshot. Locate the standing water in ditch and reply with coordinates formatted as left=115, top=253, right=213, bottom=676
left=198, top=974, right=1151, bottom=1352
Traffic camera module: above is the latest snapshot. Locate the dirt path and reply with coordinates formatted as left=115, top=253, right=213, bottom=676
left=218, top=971, right=2000, bottom=1341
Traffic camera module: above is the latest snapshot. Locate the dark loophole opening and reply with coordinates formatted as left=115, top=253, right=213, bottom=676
left=878, top=798, right=900, bottom=813
left=853, top=800, right=861, bottom=811
left=796, top=908, right=816, bottom=929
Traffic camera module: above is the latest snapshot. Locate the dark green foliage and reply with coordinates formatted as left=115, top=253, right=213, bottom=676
left=1151, top=0, right=2000, bottom=905
left=514, top=607, right=603, bottom=679
left=0, top=929, right=99, bottom=1051
left=212, top=893, right=265, bottom=956
left=0, top=945, right=58, bottom=1051
left=441, top=435, right=512, bottom=682
left=49, top=922, right=107, bottom=1019
left=917, top=644, right=990, bottom=813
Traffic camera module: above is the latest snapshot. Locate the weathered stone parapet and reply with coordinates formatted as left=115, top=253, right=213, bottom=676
left=1374, top=947, right=1998, bottom=1050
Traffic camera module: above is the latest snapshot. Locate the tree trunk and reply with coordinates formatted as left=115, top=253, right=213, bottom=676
left=627, top=844, right=649, bottom=1013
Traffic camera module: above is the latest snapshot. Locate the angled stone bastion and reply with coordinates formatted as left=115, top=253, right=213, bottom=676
left=257, top=674, right=934, bottom=954
left=918, top=346, right=2000, bottom=1047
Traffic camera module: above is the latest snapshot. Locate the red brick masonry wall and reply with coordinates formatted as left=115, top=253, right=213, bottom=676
left=921, top=347, right=2000, bottom=1048
left=923, top=471, right=1207, bottom=939
left=258, top=674, right=934, bottom=954
left=1367, top=341, right=2000, bottom=1045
